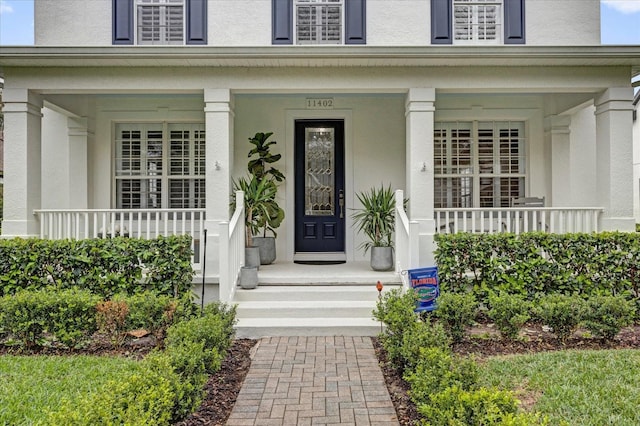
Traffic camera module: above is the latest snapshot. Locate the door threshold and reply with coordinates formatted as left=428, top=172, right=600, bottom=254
left=294, top=252, right=347, bottom=262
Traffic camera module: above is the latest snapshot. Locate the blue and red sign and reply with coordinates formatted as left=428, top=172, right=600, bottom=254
left=409, top=267, right=439, bottom=313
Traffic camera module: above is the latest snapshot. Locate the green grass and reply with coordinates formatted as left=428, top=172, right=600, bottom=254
left=0, top=355, right=141, bottom=425
left=479, top=349, right=640, bottom=426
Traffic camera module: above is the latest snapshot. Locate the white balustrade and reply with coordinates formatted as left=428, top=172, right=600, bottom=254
left=434, top=207, right=603, bottom=235
left=34, top=209, right=206, bottom=268
left=394, top=190, right=419, bottom=289
left=218, top=191, right=245, bottom=304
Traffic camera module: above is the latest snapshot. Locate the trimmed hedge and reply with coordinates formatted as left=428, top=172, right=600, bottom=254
left=435, top=232, right=640, bottom=304
left=0, top=235, right=194, bottom=298
left=46, top=304, right=237, bottom=425
left=0, top=288, right=100, bottom=348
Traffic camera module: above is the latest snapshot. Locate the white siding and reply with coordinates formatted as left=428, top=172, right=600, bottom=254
left=34, top=0, right=601, bottom=46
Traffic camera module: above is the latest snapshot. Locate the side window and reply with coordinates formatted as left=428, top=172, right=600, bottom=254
left=272, top=0, right=365, bottom=45
left=113, top=0, right=207, bottom=45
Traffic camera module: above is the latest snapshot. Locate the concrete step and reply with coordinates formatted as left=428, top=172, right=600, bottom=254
left=234, top=284, right=401, bottom=302
left=234, top=317, right=385, bottom=339
left=235, top=300, right=375, bottom=318
left=232, top=284, right=401, bottom=337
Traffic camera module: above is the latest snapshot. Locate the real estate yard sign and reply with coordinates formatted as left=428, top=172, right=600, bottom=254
left=409, top=267, right=439, bottom=313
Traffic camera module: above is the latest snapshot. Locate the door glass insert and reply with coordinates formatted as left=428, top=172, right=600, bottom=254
left=305, top=127, right=335, bottom=216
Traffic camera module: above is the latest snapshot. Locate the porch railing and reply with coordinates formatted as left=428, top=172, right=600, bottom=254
left=434, top=207, right=603, bottom=235
left=34, top=209, right=206, bottom=269
left=394, top=190, right=419, bottom=289
left=219, top=191, right=245, bottom=304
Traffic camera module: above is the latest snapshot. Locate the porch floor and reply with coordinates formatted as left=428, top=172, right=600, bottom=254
left=254, top=261, right=402, bottom=285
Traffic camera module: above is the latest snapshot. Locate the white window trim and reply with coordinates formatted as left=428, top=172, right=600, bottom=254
left=294, top=0, right=344, bottom=45
left=135, top=0, right=186, bottom=46
left=435, top=120, right=526, bottom=208
left=452, top=0, right=502, bottom=45
left=114, top=121, right=205, bottom=209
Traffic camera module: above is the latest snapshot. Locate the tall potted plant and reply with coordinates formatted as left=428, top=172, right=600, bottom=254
left=351, top=184, right=402, bottom=271
left=246, top=132, right=285, bottom=265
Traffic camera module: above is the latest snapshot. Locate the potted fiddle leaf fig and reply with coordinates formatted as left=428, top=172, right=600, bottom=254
left=351, top=184, right=402, bottom=271
left=245, top=132, right=285, bottom=265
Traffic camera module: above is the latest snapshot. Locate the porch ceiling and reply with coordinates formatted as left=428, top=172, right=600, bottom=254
left=1, top=45, right=640, bottom=76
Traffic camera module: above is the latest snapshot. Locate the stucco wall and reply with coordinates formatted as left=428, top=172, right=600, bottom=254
left=34, top=0, right=601, bottom=46
left=634, top=98, right=640, bottom=223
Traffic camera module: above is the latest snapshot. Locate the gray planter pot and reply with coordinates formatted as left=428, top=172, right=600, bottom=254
left=245, top=246, right=261, bottom=269
left=370, top=246, right=394, bottom=271
left=253, top=236, right=276, bottom=265
left=239, top=266, right=258, bottom=289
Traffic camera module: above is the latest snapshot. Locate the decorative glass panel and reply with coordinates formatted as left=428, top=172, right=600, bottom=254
left=305, top=127, right=335, bottom=216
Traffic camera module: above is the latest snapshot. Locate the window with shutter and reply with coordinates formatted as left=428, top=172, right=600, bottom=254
left=295, top=0, right=343, bottom=44
left=115, top=123, right=206, bottom=209
left=434, top=121, right=525, bottom=208
left=453, top=0, right=501, bottom=44
left=136, top=0, right=185, bottom=45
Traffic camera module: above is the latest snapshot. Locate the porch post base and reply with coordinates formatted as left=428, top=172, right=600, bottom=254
left=598, top=217, right=636, bottom=232
left=417, top=218, right=437, bottom=266
left=1, top=219, right=41, bottom=239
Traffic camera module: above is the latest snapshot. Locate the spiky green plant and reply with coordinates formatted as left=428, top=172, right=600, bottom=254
left=351, top=184, right=400, bottom=253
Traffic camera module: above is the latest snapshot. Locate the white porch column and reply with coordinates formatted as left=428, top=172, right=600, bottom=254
left=2, top=89, right=43, bottom=237
left=405, top=88, right=436, bottom=266
left=595, top=87, right=635, bottom=231
left=67, top=117, right=89, bottom=208
left=548, top=115, right=572, bottom=207
left=204, top=89, right=234, bottom=279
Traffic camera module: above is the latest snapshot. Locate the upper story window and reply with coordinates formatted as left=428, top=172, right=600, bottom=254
left=431, top=0, right=524, bottom=45
left=113, top=0, right=207, bottom=45
left=137, top=0, right=185, bottom=45
left=272, top=0, right=365, bottom=45
left=453, top=0, right=501, bottom=44
left=295, top=0, right=343, bottom=45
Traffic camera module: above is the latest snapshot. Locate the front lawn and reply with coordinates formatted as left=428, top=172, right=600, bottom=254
left=0, top=355, right=141, bottom=425
left=479, top=349, right=640, bottom=426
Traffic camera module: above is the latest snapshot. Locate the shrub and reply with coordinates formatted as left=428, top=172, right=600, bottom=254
left=405, top=347, right=478, bottom=406
left=96, top=299, right=130, bottom=347
left=487, top=292, right=531, bottom=340
left=534, top=294, right=586, bottom=342
left=0, top=235, right=194, bottom=298
left=418, top=386, right=527, bottom=426
left=434, top=292, right=478, bottom=343
left=583, top=295, right=636, bottom=340
left=166, top=304, right=236, bottom=373
left=399, top=319, right=450, bottom=372
left=115, top=292, right=178, bottom=338
left=372, top=288, right=419, bottom=367
left=47, top=365, right=176, bottom=426
left=0, top=288, right=99, bottom=348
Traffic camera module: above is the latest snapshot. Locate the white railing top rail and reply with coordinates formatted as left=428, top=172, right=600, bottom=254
left=34, top=208, right=206, bottom=214
left=434, top=207, right=604, bottom=212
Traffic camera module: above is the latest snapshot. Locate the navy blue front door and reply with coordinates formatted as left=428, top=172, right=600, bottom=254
left=294, top=120, right=345, bottom=258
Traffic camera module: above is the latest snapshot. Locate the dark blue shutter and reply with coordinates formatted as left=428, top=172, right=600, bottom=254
left=272, top=0, right=293, bottom=44
left=345, top=0, right=366, bottom=44
left=431, top=0, right=452, bottom=45
left=186, top=0, right=207, bottom=44
left=504, top=0, right=525, bottom=44
left=113, top=0, right=134, bottom=45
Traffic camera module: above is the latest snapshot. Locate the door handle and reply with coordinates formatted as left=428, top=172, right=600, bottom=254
left=339, top=190, right=344, bottom=219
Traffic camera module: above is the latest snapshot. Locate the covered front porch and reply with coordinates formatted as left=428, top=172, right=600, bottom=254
left=1, top=49, right=637, bottom=307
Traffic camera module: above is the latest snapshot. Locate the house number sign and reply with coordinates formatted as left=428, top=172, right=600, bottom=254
left=306, top=98, right=334, bottom=109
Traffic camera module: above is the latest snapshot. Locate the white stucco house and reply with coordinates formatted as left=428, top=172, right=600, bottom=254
left=1, top=0, right=640, bottom=334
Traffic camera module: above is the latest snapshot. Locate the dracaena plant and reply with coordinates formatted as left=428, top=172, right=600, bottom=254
left=352, top=184, right=406, bottom=253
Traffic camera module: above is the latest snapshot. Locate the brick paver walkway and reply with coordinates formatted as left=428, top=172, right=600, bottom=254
left=227, top=336, right=399, bottom=426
